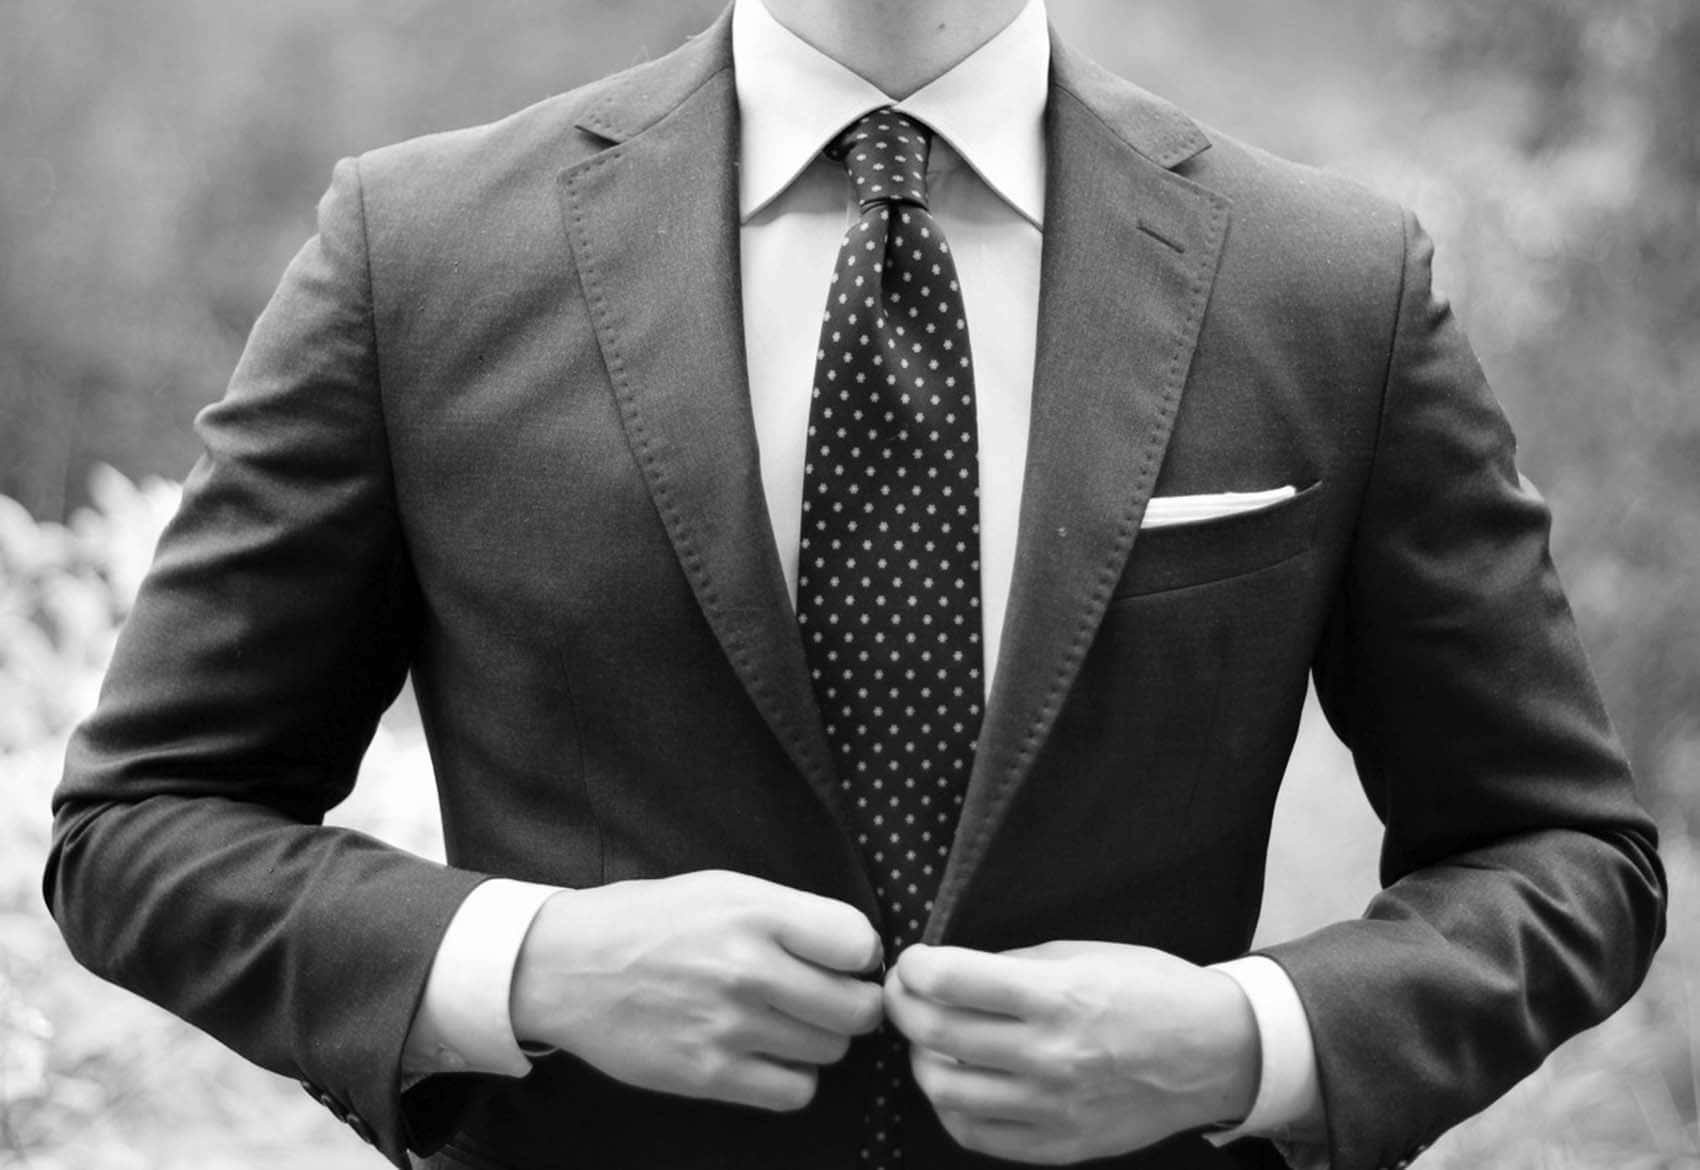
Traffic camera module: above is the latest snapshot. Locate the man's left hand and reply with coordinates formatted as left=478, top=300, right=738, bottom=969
left=884, top=941, right=1261, bottom=1165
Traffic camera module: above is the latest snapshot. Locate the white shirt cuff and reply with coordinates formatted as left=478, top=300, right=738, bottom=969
left=401, top=878, right=562, bottom=1081
left=1204, top=955, right=1323, bottom=1140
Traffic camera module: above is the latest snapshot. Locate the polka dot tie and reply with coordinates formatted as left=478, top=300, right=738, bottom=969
left=796, top=109, right=983, bottom=1169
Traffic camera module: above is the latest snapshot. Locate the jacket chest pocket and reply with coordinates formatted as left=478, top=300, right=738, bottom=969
left=1112, top=480, right=1323, bottom=600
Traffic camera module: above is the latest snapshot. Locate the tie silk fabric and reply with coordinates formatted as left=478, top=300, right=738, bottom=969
left=796, top=109, right=984, bottom=1165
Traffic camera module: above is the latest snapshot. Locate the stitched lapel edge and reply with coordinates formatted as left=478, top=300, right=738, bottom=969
left=559, top=18, right=876, bottom=912
left=928, top=45, right=1232, bottom=939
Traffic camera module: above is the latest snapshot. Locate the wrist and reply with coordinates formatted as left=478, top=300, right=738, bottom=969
left=1200, top=967, right=1261, bottom=1128
left=509, top=888, right=580, bottom=1048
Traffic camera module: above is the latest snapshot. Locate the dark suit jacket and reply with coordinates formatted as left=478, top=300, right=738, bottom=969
left=46, top=10, right=1665, bottom=1170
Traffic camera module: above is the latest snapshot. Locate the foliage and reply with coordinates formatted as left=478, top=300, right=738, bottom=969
left=0, top=0, right=718, bottom=520
left=1055, top=0, right=1700, bottom=827
left=2, top=0, right=1697, bottom=1164
left=2, top=471, right=1694, bottom=1165
left=1378, top=0, right=1700, bottom=835
left=1, top=472, right=435, bottom=1167
left=5, top=0, right=1692, bottom=813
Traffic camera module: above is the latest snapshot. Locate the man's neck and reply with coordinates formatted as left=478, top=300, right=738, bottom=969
left=756, top=0, right=1030, bottom=99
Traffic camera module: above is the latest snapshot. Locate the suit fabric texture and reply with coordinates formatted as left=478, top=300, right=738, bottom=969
left=46, top=10, right=1665, bottom=1170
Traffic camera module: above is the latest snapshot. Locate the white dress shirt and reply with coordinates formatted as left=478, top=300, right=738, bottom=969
left=403, top=0, right=1322, bottom=1145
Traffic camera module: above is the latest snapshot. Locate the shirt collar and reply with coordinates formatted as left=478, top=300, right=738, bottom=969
left=732, top=0, right=1050, bottom=228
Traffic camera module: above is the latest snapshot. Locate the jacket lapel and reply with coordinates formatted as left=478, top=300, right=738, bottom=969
left=559, top=17, right=1232, bottom=931
left=930, top=39, right=1232, bottom=937
left=559, top=14, right=858, bottom=870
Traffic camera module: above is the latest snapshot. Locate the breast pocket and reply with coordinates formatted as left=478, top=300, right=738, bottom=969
left=1112, top=481, right=1323, bottom=599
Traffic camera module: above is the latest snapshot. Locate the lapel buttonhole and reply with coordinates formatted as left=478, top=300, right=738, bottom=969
left=1136, top=217, right=1188, bottom=253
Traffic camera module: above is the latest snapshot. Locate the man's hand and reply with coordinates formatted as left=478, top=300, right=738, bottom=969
left=510, top=870, right=884, bottom=1111
left=884, top=941, right=1260, bottom=1165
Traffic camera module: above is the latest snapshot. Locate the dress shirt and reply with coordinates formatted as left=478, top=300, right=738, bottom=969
left=403, top=0, right=1322, bottom=1145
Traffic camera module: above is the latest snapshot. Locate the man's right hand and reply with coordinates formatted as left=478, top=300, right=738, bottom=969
left=509, top=870, right=885, bottom=1111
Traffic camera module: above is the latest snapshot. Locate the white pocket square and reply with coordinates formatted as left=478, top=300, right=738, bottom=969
left=1140, top=486, right=1298, bottom=530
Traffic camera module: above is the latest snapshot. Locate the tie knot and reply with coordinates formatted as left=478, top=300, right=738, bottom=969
left=829, top=109, right=934, bottom=210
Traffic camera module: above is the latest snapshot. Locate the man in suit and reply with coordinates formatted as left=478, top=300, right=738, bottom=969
left=45, top=1, right=1666, bottom=1168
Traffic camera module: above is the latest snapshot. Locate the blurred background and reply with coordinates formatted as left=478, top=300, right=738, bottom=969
left=2, top=0, right=1696, bottom=1166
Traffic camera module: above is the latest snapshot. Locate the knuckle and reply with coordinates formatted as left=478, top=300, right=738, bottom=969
left=937, top=1110, right=976, bottom=1147
left=711, top=940, right=769, bottom=995
left=853, top=920, right=883, bottom=963
left=691, top=869, right=741, bottom=901
left=908, top=1055, right=942, bottom=1097
left=1056, top=1092, right=1089, bottom=1131
left=827, top=899, right=869, bottom=936
left=820, top=1032, right=852, bottom=1064
left=926, top=1079, right=969, bottom=1112
left=887, top=992, right=926, bottom=1036
left=1047, top=1138, right=1090, bottom=1166
left=770, top=1068, right=818, bottom=1112
left=912, top=1060, right=968, bottom=1114
left=881, top=970, right=904, bottom=1013
left=1028, top=971, right=1069, bottom=1015
left=682, top=1045, right=731, bottom=1094
left=1062, top=1038, right=1113, bottom=1085
left=1034, top=1035, right=1087, bottom=1081
left=849, top=984, right=885, bottom=1032
left=950, top=1119, right=997, bottom=1157
left=909, top=1011, right=947, bottom=1050
left=894, top=948, right=934, bottom=995
left=1030, top=1089, right=1072, bottom=1130
left=1016, top=1086, right=1059, bottom=1126
left=888, top=1004, right=923, bottom=1045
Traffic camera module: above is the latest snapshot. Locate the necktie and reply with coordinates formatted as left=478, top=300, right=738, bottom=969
left=796, top=109, right=983, bottom=1167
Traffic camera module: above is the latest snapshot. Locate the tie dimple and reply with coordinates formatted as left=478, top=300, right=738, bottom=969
left=829, top=114, right=933, bottom=210
left=797, top=108, right=983, bottom=1170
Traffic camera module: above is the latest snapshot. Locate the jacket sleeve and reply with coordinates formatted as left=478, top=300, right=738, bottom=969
left=1262, top=210, right=1667, bottom=1170
left=43, top=157, right=487, bottom=1168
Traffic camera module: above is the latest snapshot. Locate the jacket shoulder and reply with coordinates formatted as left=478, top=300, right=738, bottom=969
left=348, top=17, right=731, bottom=217
left=1185, top=128, right=1411, bottom=290
left=1135, top=125, right=1410, bottom=360
left=357, top=87, right=604, bottom=191
left=1050, top=39, right=1410, bottom=291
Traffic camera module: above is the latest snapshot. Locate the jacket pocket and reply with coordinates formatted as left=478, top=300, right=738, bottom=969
left=1113, top=480, right=1322, bottom=599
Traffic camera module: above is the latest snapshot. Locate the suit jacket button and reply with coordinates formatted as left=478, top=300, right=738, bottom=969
left=348, top=1114, right=376, bottom=1144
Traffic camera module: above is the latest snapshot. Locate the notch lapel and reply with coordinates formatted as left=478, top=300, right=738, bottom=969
left=929, top=43, right=1232, bottom=937
left=559, top=18, right=860, bottom=885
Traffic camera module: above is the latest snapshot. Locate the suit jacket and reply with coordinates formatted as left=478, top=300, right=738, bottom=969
left=46, top=10, right=1665, bottom=1170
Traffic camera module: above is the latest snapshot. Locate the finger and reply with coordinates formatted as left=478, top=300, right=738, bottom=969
left=886, top=965, right=1036, bottom=1072
left=911, top=1048, right=1052, bottom=1124
left=998, top=940, right=1099, bottom=961
left=936, top=1111, right=1068, bottom=1164
left=760, top=955, right=884, bottom=1036
left=765, top=889, right=883, bottom=974
left=895, top=944, right=1045, bottom=1017
left=741, top=1007, right=854, bottom=1068
left=708, top=1057, right=820, bottom=1113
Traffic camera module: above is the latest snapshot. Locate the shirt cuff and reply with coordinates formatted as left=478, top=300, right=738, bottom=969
left=1203, top=955, right=1323, bottom=1140
left=401, top=878, right=562, bottom=1081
